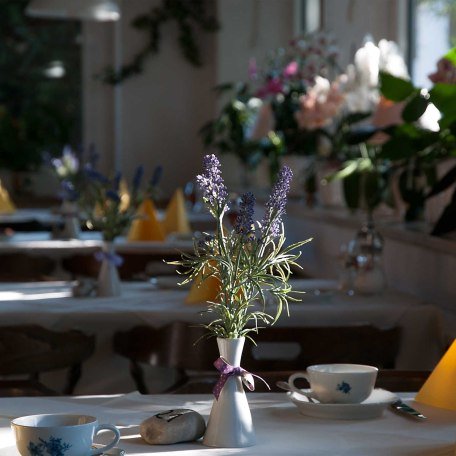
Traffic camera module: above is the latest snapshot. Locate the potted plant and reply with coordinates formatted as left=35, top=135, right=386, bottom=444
left=172, top=154, right=311, bottom=447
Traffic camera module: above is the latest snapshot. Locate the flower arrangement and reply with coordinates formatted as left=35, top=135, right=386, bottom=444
left=46, top=144, right=99, bottom=203
left=199, top=32, right=341, bottom=192
left=173, top=154, right=311, bottom=339
left=375, top=48, right=456, bottom=233
left=81, top=166, right=144, bottom=242
left=250, top=31, right=341, bottom=157
left=323, top=38, right=413, bottom=215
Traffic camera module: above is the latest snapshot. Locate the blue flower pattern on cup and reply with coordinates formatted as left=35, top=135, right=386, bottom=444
left=336, top=381, right=352, bottom=394
left=27, top=436, right=72, bottom=456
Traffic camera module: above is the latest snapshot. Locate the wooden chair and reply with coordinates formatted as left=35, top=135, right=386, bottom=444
left=113, top=322, right=401, bottom=394
left=0, top=325, right=95, bottom=397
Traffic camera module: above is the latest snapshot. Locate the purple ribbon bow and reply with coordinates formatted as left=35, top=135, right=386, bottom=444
left=212, top=357, right=270, bottom=400
left=94, top=250, right=124, bottom=267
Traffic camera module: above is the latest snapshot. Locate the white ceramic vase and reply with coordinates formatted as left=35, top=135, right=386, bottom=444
left=97, top=242, right=121, bottom=297
left=203, top=337, right=255, bottom=448
left=60, top=201, right=80, bottom=239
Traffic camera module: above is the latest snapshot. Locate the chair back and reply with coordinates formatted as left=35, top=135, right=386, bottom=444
left=0, top=325, right=95, bottom=396
left=113, top=322, right=401, bottom=393
left=243, top=325, right=401, bottom=371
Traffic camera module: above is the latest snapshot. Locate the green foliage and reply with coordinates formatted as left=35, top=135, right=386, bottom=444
left=171, top=161, right=311, bottom=339
left=429, top=83, right=456, bottom=127
left=444, top=48, right=456, bottom=66
left=199, top=84, right=284, bottom=179
left=80, top=172, right=142, bottom=242
left=0, top=0, right=81, bottom=171
left=401, top=92, right=429, bottom=122
left=176, top=227, right=311, bottom=339
left=379, top=58, right=456, bottom=232
left=379, top=72, right=416, bottom=102
left=100, top=0, right=219, bottom=85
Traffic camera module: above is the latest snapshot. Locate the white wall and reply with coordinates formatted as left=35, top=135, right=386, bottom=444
left=83, top=0, right=217, bottom=196
left=216, top=0, right=295, bottom=85
left=322, top=0, right=403, bottom=67
left=82, top=0, right=296, bottom=196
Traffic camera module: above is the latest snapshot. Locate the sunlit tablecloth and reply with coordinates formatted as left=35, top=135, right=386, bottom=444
left=0, top=393, right=455, bottom=455
left=0, top=281, right=445, bottom=395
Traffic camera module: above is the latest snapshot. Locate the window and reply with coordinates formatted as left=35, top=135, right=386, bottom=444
left=409, top=0, right=456, bottom=87
left=0, top=0, right=82, bottom=172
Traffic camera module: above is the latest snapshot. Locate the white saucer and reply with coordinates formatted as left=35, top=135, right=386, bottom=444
left=290, top=388, right=398, bottom=420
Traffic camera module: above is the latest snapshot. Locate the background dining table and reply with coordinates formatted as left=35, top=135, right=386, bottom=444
left=0, top=280, right=446, bottom=395
left=0, top=392, right=455, bottom=455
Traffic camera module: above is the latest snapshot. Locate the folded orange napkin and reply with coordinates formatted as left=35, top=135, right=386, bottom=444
left=162, top=188, right=191, bottom=235
left=0, top=180, right=15, bottom=214
left=415, top=339, right=456, bottom=411
left=185, top=265, right=221, bottom=305
left=127, top=198, right=165, bottom=242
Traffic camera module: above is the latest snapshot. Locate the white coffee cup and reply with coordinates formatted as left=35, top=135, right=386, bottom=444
left=11, top=414, right=120, bottom=456
left=288, top=363, right=378, bottom=404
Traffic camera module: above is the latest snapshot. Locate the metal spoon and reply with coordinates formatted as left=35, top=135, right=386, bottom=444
left=275, top=381, right=318, bottom=403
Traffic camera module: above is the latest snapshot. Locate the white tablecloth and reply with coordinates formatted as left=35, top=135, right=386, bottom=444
left=0, top=281, right=445, bottom=395
left=0, top=393, right=455, bottom=455
left=0, top=231, right=195, bottom=255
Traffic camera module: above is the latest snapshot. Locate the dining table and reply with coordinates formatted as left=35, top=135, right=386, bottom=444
left=0, top=392, right=455, bottom=455
left=0, top=279, right=446, bottom=395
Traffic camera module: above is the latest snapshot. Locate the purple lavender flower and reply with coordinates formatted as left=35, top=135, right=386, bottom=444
left=132, top=165, right=144, bottom=193
left=112, top=172, right=121, bottom=191
left=85, top=168, right=110, bottom=185
left=261, top=165, right=293, bottom=238
left=59, top=180, right=79, bottom=202
left=234, top=192, right=256, bottom=238
left=196, top=154, right=229, bottom=214
left=150, top=165, right=163, bottom=188
left=106, top=189, right=120, bottom=203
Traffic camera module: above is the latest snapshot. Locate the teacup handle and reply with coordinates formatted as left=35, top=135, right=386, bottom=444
left=288, top=372, right=310, bottom=396
left=90, top=424, right=121, bottom=455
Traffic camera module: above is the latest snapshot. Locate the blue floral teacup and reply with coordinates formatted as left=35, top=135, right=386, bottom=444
left=288, top=363, right=378, bottom=404
left=11, top=414, right=120, bottom=456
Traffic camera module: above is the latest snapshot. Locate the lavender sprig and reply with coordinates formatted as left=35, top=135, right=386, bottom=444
left=59, top=180, right=79, bottom=202
left=261, top=165, right=292, bottom=238
left=132, top=165, right=144, bottom=193
left=234, top=192, right=256, bottom=238
left=196, top=154, right=229, bottom=217
left=169, top=155, right=311, bottom=339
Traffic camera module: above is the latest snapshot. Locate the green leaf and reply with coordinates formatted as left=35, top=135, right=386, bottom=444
left=402, top=92, right=429, bottom=122
left=380, top=72, right=416, bottom=102
left=430, top=83, right=456, bottom=123
left=443, top=47, right=456, bottom=66
left=378, top=136, right=416, bottom=160
left=342, top=172, right=361, bottom=210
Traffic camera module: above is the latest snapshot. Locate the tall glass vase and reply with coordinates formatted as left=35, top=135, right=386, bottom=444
left=346, top=216, right=386, bottom=295
left=96, top=242, right=121, bottom=297
left=203, top=337, right=255, bottom=448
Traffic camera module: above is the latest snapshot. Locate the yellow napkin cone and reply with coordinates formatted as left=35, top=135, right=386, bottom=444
left=0, top=180, right=15, bottom=214
left=185, top=266, right=221, bottom=305
left=163, top=188, right=191, bottom=235
left=127, top=198, right=165, bottom=241
left=415, top=339, right=456, bottom=411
